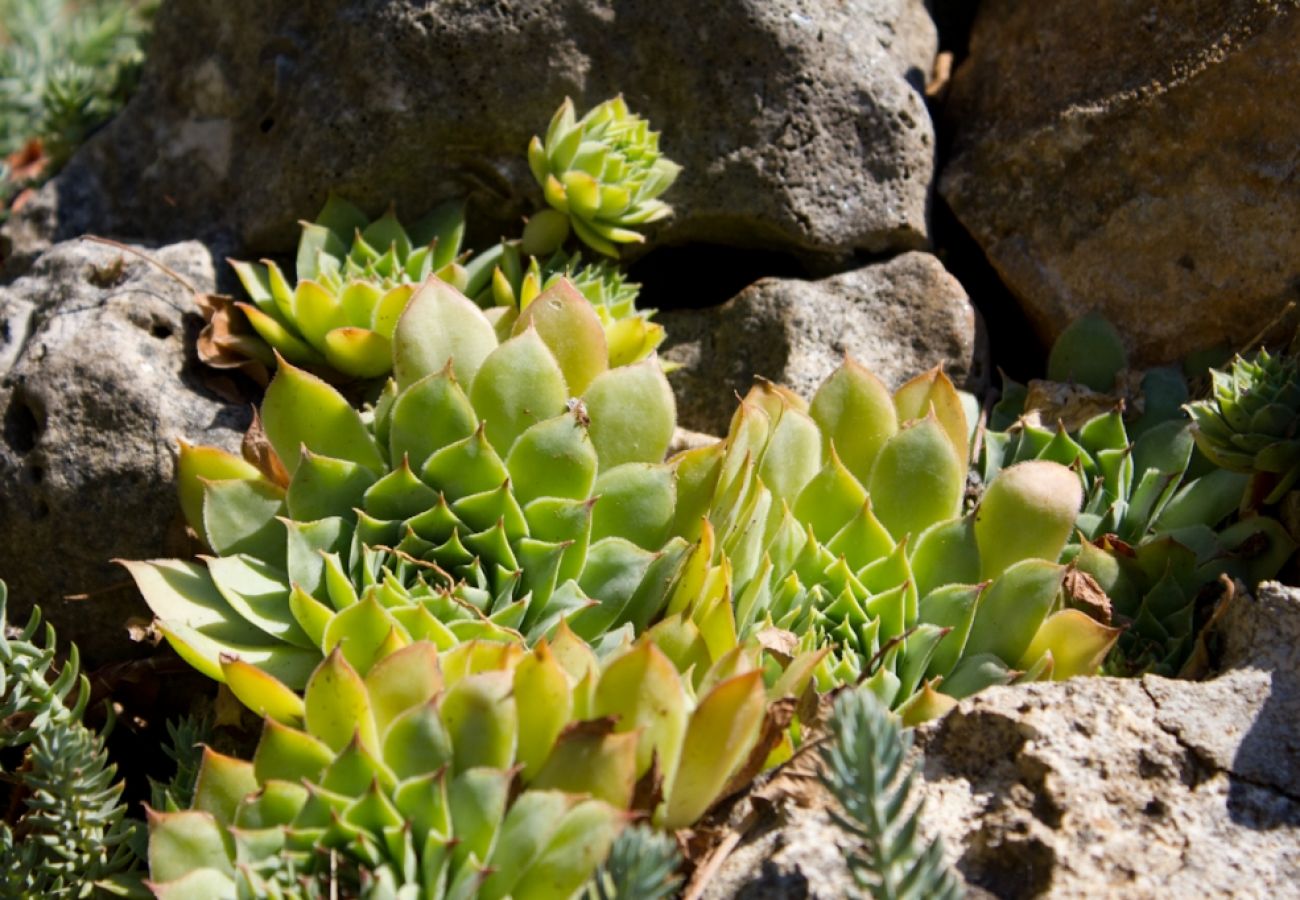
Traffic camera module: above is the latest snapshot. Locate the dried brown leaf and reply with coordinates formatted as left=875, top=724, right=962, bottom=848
left=1064, top=565, right=1113, bottom=624
left=718, top=697, right=798, bottom=803
left=195, top=292, right=272, bottom=385
left=125, top=617, right=162, bottom=645
left=754, top=626, right=798, bottom=660
left=631, top=752, right=664, bottom=814
left=242, top=406, right=290, bottom=488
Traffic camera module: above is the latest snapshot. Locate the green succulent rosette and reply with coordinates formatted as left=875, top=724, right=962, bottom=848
left=1186, top=347, right=1300, bottom=504
left=672, top=362, right=1120, bottom=723
left=124, top=278, right=683, bottom=691
left=464, top=242, right=665, bottom=368
left=231, top=193, right=667, bottom=379
left=527, top=96, right=681, bottom=258
left=145, top=630, right=813, bottom=894
left=145, top=640, right=629, bottom=899
left=987, top=345, right=1297, bottom=676
left=230, top=196, right=469, bottom=378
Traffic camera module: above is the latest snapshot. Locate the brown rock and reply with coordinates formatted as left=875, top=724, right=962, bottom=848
left=940, top=1, right=1300, bottom=365
left=916, top=580, right=1300, bottom=898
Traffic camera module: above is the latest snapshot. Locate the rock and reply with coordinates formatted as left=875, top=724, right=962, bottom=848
left=702, top=582, right=1300, bottom=898
left=0, top=239, right=246, bottom=666
left=659, top=251, right=987, bottom=435
left=918, top=580, right=1300, bottom=899
left=2, top=0, right=937, bottom=271
left=939, top=1, right=1300, bottom=366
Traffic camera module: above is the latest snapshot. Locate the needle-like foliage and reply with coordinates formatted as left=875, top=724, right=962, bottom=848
left=584, top=824, right=682, bottom=900
left=818, top=688, right=962, bottom=900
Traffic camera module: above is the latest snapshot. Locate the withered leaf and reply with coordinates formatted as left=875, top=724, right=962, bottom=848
left=631, top=751, right=664, bottom=814
left=1064, top=565, right=1113, bottom=624
left=194, top=292, right=272, bottom=386
left=754, top=626, right=798, bottom=660
left=718, top=696, right=798, bottom=803
left=242, top=406, right=291, bottom=488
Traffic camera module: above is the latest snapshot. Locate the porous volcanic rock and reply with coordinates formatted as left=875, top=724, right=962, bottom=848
left=659, top=251, right=987, bottom=435
left=703, top=582, right=1300, bottom=898
left=940, top=0, right=1300, bottom=365
left=0, top=239, right=245, bottom=665
left=3, top=0, right=939, bottom=274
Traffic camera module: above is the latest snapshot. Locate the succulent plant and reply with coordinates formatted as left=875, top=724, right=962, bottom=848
left=1186, top=347, right=1300, bottom=505
left=583, top=825, right=681, bottom=900
left=818, top=686, right=962, bottom=900
left=464, top=242, right=665, bottom=367
left=985, top=330, right=1297, bottom=675
left=146, top=632, right=797, bottom=893
left=0, top=0, right=151, bottom=168
left=230, top=195, right=468, bottom=378
left=0, top=581, right=139, bottom=896
left=125, top=277, right=683, bottom=691
left=527, top=96, right=681, bottom=258
left=146, top=640, right=629, bottom=898
left=672, top=362, right=1119, bottom=722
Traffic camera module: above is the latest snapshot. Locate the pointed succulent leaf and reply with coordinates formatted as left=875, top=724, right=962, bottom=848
left=220, top=656, right=305, bottom=724
left=974, top=460, right=1082, bottom=579
left=809, top=359, right=898, bottom=485
left=1047, top=312, right=1127, bottom=392
left=394, top=279, right=500, bottom=390
left=867, top=416, right=964, bottom=541
left=469, top=328, right=569, bottom=452
left=583, top=360, right=676, bottom=470
left=965, top=560, right=1066, bottom=665
left=147, top=810, right=234, bottom=884
left=304, top=649, right=378, bottom=754
left=512, top=279, right=609, bottom=395
left=1018, top=609, right=1122, bottom=679
left=262, top=360, right=383, bottom=475
left=440, top=671, right=517, bottom=773
left=531, top=722, right=638, bottom=808
left=660, top=670, right=765, bottom=829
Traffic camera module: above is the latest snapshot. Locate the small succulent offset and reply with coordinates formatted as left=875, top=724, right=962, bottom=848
left=222, top=95, right=678, bottom=381
left=526, top=96, right=681, bottom=258
left=125, top=277, right=681, bottom=690
left=673, top=361, right=1119, bottom=723
left=818, top=687, right=962, bottom=900
left=0, top=581, right=138, bottom=896
left=464, top=241, right=665, bottom=368
left=1186, top=347, right=1300, bottom=505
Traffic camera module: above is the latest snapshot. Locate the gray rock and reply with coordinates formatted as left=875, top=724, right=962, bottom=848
left=0, top=239, right=245, bottom=666
left=2, top=0, right=937, bottom=272
left=659, top=251, right=987, bottom=435
left=939, top=0, right=1300, bottom=366
left=703, top=582, right=1300, bottom=898
left=917, top=582, right=1300, bottom=899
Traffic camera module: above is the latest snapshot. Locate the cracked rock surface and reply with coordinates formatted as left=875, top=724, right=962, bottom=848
left=704, top=582, right=1300, bottom=898
left=917, top=580, right=1300, bottom=898
left=0, top=239, right=245, bottom=665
